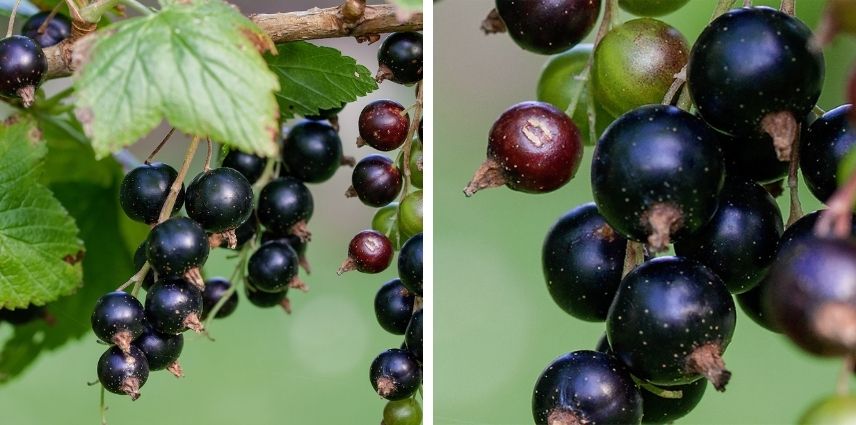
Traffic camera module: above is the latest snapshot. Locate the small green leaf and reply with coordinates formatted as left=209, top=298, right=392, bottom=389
left=267, top=41, right=378, bottom=119
left=74, top=0, right=280, bottom=158
left=387, top=0, right=422, bottom=11
left=0, top=118, right=82, bottom=310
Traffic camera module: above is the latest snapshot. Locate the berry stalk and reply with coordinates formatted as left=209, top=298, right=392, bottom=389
left=563, top=0, right=617, bottom=119
left=400, top=81, right=423, bottom=200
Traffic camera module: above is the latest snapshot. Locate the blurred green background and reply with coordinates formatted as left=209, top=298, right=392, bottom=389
left=435, top=1, right=856, bottom=424
left=0, top=1, right=417, bottom=424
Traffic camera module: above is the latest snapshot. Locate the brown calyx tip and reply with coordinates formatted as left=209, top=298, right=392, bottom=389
left=17, top=86, right=36, bottom=108
left=375, top=376, right=397, bottom=397
left=463, top=159, right=505, bottom=197
left=480, top=8, right=506, bottom=34
left=280, top=297, right=293, bottom=315
left=375, top=64, right=393, bottom=83
left=184, top=268, right=205, bottom=290
left=299, top=255, right=312, bottom=275
left=184, top=313, right=205, bottom=334
left=547, top=408, right=584, bottom=425
left=813, top=302, right=856, bottom=351
left=686, top=342, right=731, bottom=391
left=289, top=277, right=309, bottom=293
left=167, top=361, right=184, bottom=378
left=356, top=136, right=367, bottom=147
left=290, top=221, right=312, bottom=243
left=337, top=258, right=356, bottom=275
left=341, top=155, right=356, bottom=167
left=644, top=203, right=683, bottom=252
left=121, top=377, right=142, bottom=401
left=112, top=331, right=133, bottom=354
left=208, top=232, right=224, bottom=248
left=223, top=229, right=238, bottom=249
left=594, top=223, right=616, bottom=242
left=761, top=111, right=798, bottom=162
left=345, top=185, right=358, bottom=198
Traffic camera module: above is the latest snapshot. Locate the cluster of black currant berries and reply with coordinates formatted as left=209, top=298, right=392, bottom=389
left=470, top=1, right=856, bottom=424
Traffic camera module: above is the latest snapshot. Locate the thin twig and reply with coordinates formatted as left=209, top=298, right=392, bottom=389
left=100, top=386, right=107, bottom=425
left=204, top=138, right=213, bottom=172
left=144, top=127, right=176, bottom=164
left=6, top=0, right=22, bottom=38
left=400, top=81, right=423, bottom=200
left=564, top=0, right=616, bottom=118
left=158, top=137, right=199, bottom=223
left=786, top=128, right=804, bottom=226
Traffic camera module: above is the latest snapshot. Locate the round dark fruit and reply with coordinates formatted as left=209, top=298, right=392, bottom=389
left=405, top=309, right=423, bottom=362
left=375, top=279, right=415, bottom=335
left=132, top=326, right=184, bottom=371
left=339, top=230, right=394, bottom=274
left=90, top=291, right=147, bottom=351
left=801, top=105, right=856, bottom=203
left=398, top=233, right=423, bottom=295
left=21, top=12, right=71, bottom=47
left=736, top=276, right=781, bottom=333
left=358, top=100, right=410, bottom=152
left=0, top=35, right=47, bottom=104
left=232, top=211, right=258, bottom=250
left=282, top=120, right=344, bottom=183
left=618, top=0, right=689, bottom=16
left=720, top=132, right=788, bottom=184
left=377, top=32, right=423, bottom=84
left=144, top=276, right=204, bottom=335
left=370, top=348, right=422, bottom=401
left=639, top=379, right=707, bottom=424
left=350, top=155, right=402, bottom=207
left=257, top=177, right=314, bottom=239
left=201, top=277, right=239, bottom=319
left=185, top=167, right=254, bottom=233
left=383, top=398, right=423, bottom=425
left=119, top=162, right=184, bottom=224
left=146, top=217, right=209, bottom=276
left=495, top=0, right=601, bottom=55
left=244, top=284, right=288, bottom=310
left=221, top=149, right=266, bottom=184
left=97, top=345, right=149, bottom=400
left=247, top=241, right=300, bottom=293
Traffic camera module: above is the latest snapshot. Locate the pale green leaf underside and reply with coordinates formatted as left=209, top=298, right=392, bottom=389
left=0, top=119, right=82, bottom=309
left=74, top=0, right=280, bottom=158
left=267, top=41, right=378, bottom=119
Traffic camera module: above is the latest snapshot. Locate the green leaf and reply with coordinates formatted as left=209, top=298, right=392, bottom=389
left=266, top=41, right=378, bottom=119
left=0, top=118, right=82, bottom=310
left=839, top=147, right=856, bottom=210
left=74, top=0, right=280, bottom=159
left=387, top=0, right=422, bottom=11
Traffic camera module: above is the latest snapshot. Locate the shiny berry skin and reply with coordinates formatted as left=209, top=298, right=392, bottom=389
left=675, top=177, right=784, bottom=294
left=780, top=210, right=856, bottom=253
left=532, top=350, right=642, bottom=425
left=591, top=105, right=724, bottom=250
left=221, top=149, right=266, bottom=184
left=201, top=277, right=238, bottom=319
left=764, top=237, right=856, bottom=356
left=0, top=35, right=47, bottom=100
left=262, top=231, right=308, bottom=257
left=639, top=379, right=707, bottom=424
left=800, top=105, right=856, bottom=203
left=607, top=256, right=736, bottom=389
left=119, top=163, right=185, bottom=224
left=91, top=291, right=147, bottom=350
left=383, top=398, right=423, bottom=425
left=377, top=32, right=423, bottom=84
left=736, top=276, right=781, bottom=333
left=542, top=203, right=627, bottom=321
left=495, top=0, right=601, bottom=55
left=185, top=168, right=254, bottom=233
left=247, top=241, right=299, bottom=293
left=720, top=132, right=788, bottom=184
left=375, top=278, right=415, bottom=335
left=405, top=309, right=423, bottom=362
left=97, top=345, right=149, bottom=400
left=351, top=155, right=402, bottom=207
left=144, top=276, right=203, bottom=335
left=358, top=100, right=410, bottom=152
left=245, top=285, right=287, bottom=309
left=133, top=242, right=156, bottom=290
left=618, top=0, right=689, bottom=16
left=232, top=211, right=258, bottom=250
left=370, top=348, right=422, bottom=401
left=257, top=177, right=314, bottom=236
left=146, top=217, right=209, bottom=276
left=341, top=230, right=394, bottom=274
left=21, top=12, right=71, bottom=48
left=398, top=233, right=423, bottom=295
left=465, top=101, right=582, bottom=196
left=687, top=7, right=824, bottom=137
left=132, top=326, right=184, bottom=371
left=282, top=120, right=344, bottom=183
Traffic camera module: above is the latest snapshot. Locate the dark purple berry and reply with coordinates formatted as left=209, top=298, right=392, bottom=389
left=257, top=177, right=314, bottom=240
left=0, top=35, right=47, bottom=104
left=244, top=284, right=289, bottom=311
left=201, top=277, right=238, bottom=319
left=119, top=163, right=184, bottom=224
left=338, top=230, right=394, bottom=274
left=97, top=345, right=149, bottom=400
left=222, top=150, right=267, bottom=184
left=146, top=217, right=209, bottom=277
left=370, top=348, right=422, bottom=400
left=91, top=291, right=147, bottom=353
left=282, top=120, right=344, bottom=183
left=144, top=276, right=203, bottom=335
left=247, top=241, right=300, bottom=293
left=305, top=105, right=344, bottom=121
left=350, top=155, right=402, bottom=208
left=405, top=309, right=422, bottom=363
left=800, top=105, right=856, bottom=203
left=495, top=0, right=601, bottom=55
left=185, top=167, right=254, bottom=233
left=375, top=278, right=415, bottom=335
left=132, top=326, right=184, bottom=373
left=21, top=12, right=70, bottom=48
left=377, top=32, right=423, bottom=84
left=358, top=100, right=410, bottom=151
left=398, top=233, right=423, bottom=296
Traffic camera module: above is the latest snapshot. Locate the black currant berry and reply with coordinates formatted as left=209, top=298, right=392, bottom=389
left=282, top=120, right=344, bottom=183
left=185, top=167, right=253, bottom=234
left=465, top=101, right=582, bottom=196
left=247, top=241, right=301, bottom=293
left=201, top=277, right=239, bottom=319
left=97, top=345, right=149, bottom=400
left=736, top=276, right=781, bottom=333
left=780, top=210, right=856, bottom=253
left=91, top=291, right=147, bottom=353
left=21, top=12, right=71, bottom=48
left=398, top=233, right=423, bottom=296
left=720, top=132, right=788, bottom=184
left=377, top=32, right=423, bottom=84
left=688, top=7, right=824, bottom=137
left=232, top=211, right=258, bottom=250
left=375, top=279, right=415, bottom=335
left=146, top=217, right=209, bottom=277
left=675, top=177, right=784, bottom=294
left=405, top=309, right=422, bottom=363
left=132, top=326, right=184, bottom=375
left=133, top=242, right=156, bottom=290
left=542, top=202, right=627, bottom=321
left=349, top=155, right=402, bottom=208
left=257, top=177, right=314, bottom=241
left=607, top=256, right=736, bottom=390
left=0, top=305, right=46, bottom=325
left=0, top=35, right=47, bottom=106
left=144, top=276, right=204, bottom=335
left=532, top=350, right=642, bottom=425
left=119, top=163, right=185, bottom=224
left=338, top=230, right=394, bottom=274
left=591, top=105, right=724, bottom=251
left=262, top=231, right=311, bottom=273
left=800, top=105, right=856, bottom=203
left=639, top=379, right=707, bottom=424
left=244, top=284, right=290, bottom=312
left=370, top=348, right=422, bottom=401
left=494, top=0, right=601, bottom=55
left=221, top=149, right=267, bottom=184
left=357, top=100, right=410, bottom=151
left=765, top=237, right=856, bottom=356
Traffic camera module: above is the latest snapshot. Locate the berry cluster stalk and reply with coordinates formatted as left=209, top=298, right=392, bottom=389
left=400, top=81, right=423, bottom=199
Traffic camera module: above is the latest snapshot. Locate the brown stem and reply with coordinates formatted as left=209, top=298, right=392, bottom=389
left=480, top=8, right=505, bottom=34
left=786, top=128, right=804, bottom=227
left=662, top=66, right=688, bottom=105
left=289, top=277, right=309, bottom=292
left=111, top=330, right=133, bottom=354
left=400, top=81, right=423, bottom=200
left=622, top=241, right=642, bottom=278
left=144, top=127, right=175, bottom=164
left=184, top=312, right=204, bottom=333
left=121, top=376, right=141, bottom=401
left=167, top=361, right=184, bottom=378
left=463, top=159, right=506, bottom=197
left=340, top=0, right=366, bottom=24
left=337, top=257, right=356, bottom=275
left=762, top=111, right=798, bottom=162
left=685, top=342, right=731, bottom=391
left=159, top=137, right=199, bottom=222
left=290, top=220, right=312, bottom=242
left=203, top=138, right=213, bottom=172
left=814, top=170, right=856, bottom=237
left=340, top=155, right=356, bottom=167
left=6, top=0, right=21, bottom=39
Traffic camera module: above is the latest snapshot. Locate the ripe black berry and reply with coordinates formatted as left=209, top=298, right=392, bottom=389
left=91, top=291, right=147, bottom=353
left=780, top=210, right=856, bottom=253
left=465, top=101, right=582, bottom=196
left=532, top=350, right=642, bottom=425
left=607, top=256, right=736, bottom=390
left=405, top=309, right=422, bottom=363
left=257, top=177, right=314, bottom=241
left=736, top=276, right=781, bottom=333
left=720, top=132, right=788, bottom=184
left=0, top=35, right=47, bottom=106
left=262, top=231, right=311, bottom=273
left=144, top=276, right=204, bottom=335
left=221, top=149, right=267, bottom=184
left=358, top=100, right=410, bottom=151
left=247, top=241, right=301, bottom=293
left=639, top=379, right=707, bottom=424
left=133, top=242, right=156, bottom=290
left=591, top=104, right=724, bottom=251
left=244, top=285, right=290, bottom=312
left=377, top=32, right=423, bottom=84
left=349, top=155, right=402, bottom=208
left=146, top=217, right=209, bottom=277
left=800, top=105, right=856, bottom=203
left=232, top=211, right=259, bottom=250
left=185, top=167, right=254, bottom=233
left=375, top=279, right=415, bottom=335
left=370, top=348, right=422, bottom=400
left=675, top=177, right=784, bottom=294
left=119, top=162, right=185, bottom=224
left=282, top=120, right=344, bottom=183
left=495, top=0, right=601, bottom=55
left=201, top=277, right=239, bottom=319
left=398, top=233, right=423, bottom=296
left=132, top=326, right=184, bottom=374
left=542, top=203, right=627, bottom=321
left=338, top=230, right=394, bottom=274
left=97, top=345, right=149, bottom=400
left=21, top=12, right=71, bottom=47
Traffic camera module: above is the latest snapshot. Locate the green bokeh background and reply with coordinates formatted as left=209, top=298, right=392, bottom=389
left=435, top=1, right=856, bottom=424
